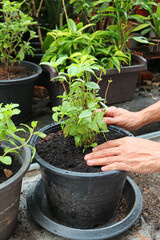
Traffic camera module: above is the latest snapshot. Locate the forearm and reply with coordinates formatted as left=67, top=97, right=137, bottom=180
left=137, top=100, right=160, bottom=128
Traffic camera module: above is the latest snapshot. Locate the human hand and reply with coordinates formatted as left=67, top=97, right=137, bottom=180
left=84, top=137, right=160, bottom=173
left=102, top=107, right=142, bottom=131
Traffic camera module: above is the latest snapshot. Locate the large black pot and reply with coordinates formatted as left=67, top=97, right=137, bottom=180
left=0, top=61, right=42, bottom=124
left=98, top=54, right=147, bottom=105
left=0, top=139, right=31, bottom=240
left=30, top=123, right=133, bottom=229
left=41, top=54, right=147, bottom=106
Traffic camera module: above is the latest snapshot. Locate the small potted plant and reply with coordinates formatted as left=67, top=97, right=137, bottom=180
left=0, top=103, right=45, bottom=240
left=0, top=0, right=42, bottom=124
left=41, top=0, right=149, bottom=105
left=29, top=58, right=133, bottom=231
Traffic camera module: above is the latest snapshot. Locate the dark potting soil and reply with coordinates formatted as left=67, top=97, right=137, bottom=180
left=36, top=126, right=130, bottom=173
left=0, top=64, right=36, bottom=80
left=0, top=147, right=21, bottom=184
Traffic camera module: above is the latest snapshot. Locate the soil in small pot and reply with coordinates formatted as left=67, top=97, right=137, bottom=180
left=0, top=147, right=21, bottom=184
left=0, top=64, right=36, bottom=80
left=36, top=126, right=130, bottom=173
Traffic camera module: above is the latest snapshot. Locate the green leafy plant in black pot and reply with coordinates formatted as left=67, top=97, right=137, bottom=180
left=0, top=0, right=42, bottom=124
left=29, top=57, right=134, bottom=232
left=0, top=103, right=45, bottom=240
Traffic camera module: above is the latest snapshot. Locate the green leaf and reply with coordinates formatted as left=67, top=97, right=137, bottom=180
left=69, top=125, right=77, bottom=135
left=86, top=82, right=100, bottom=90
left=79, top=110, right=92, bottom=118
left=88, top=101, right=97, bottom=108
left=52, top=112, right=59, bottom=122
left=89, top=121, right=99, bottom=132
left=29, top=146, right=36, bottom=162
left=131, top=23, right=150, bottom=32
left=100, top=101, right=109, bottom=110
left=63, top=124, right=71, bottom=137
left=31, top=121, right=38, bottom=128
left=67, top=65, right=79, bottom=76
left=74, top=134, right=81, bottom=146
left=34, top=132, right=46, bottom=138
left=0, top=156, right=12, bottom=165
left=68, top=18, right=77, bottom=32
left=156, top=3, right=160, bottom=18
left=55, top=56, right=69, bottom=65
left=90, top=142, right=98, bottom=148
left=132, top=36, right=149, bottom=44
left=12, top=109, right=21, bottom=116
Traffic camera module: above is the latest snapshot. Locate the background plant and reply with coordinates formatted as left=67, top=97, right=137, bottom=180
left=69, top=0, right=111, bottom=32
left=52, top=57, right=110, bottom=149
left=0, top=0, right=38, bottom=71
left=70, top=0, right=150, bottom=56
left=0, top=103, right=45, bottom=165
left=136, top=1, right=160, bottom=38
left=41, top=18, right=130, bottom=73
left=15, top=0, right=75, bottom=49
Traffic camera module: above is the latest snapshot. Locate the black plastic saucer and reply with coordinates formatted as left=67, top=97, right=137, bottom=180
left=27, top=176, right=143, bottom=240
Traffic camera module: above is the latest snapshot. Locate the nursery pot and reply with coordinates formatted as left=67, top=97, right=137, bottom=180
left=0, top=61, right=42, bottom=124
left=42, top=54, right=147, bottom=106
left=98, top=54, right=147, bottom=105
left=31, top=123, right=133, bottom=229
left=0, top=139, right=31, bottom=240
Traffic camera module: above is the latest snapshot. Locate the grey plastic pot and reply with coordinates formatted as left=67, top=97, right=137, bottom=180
left=0, top=139, right=31, bottom=240
left=30, top=123, right=133, bottom=229
left=41, top=54, right=147, bottom=106
left=0, top=61, right=42, bottom=124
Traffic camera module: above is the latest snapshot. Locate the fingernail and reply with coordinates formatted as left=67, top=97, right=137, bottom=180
left=87, top=160, right=93, bottom=166
left=84, top=155, right=89, bottom=161
left=92, top=147, right=97, bottom=152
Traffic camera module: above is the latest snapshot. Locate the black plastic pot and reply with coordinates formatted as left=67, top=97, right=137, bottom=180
left=0, top=139, right=31, bottom=240
left=0, top=61, right=42, bottom=124
left=30, top=123, right=133, bottom=229
left=42, top=54, right=147, bottom=106
left=27, top=176, right=143, bottom=240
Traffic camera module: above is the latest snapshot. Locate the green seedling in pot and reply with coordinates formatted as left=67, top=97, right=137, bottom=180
left=0, top=103, right=46, bottom=165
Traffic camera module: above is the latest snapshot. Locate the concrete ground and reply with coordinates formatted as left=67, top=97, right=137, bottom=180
left=9, top=87, right=160, bottom=240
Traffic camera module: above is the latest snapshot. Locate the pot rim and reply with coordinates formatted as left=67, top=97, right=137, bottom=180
left=41, top=54, right=147, bottom=79
left=31, top=122, right=133, bottom=178
left=0, top=61, right=42, bottom=84
left=0, top=142, right=31, bottom=191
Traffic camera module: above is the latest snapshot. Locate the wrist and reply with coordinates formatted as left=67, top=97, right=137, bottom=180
left=134, top=111, right=147, bottom=129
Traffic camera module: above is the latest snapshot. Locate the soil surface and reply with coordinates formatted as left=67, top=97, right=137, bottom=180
left=0, top=147, right=21, bottom=183
left=0, top=64, right=35, bottom=80
left=36, top=125, right=132, bottom=173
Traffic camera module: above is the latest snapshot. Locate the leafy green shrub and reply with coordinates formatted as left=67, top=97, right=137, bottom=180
left=41, top=18, right=129, bottom=73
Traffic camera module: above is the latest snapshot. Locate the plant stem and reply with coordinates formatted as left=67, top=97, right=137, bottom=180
left=104, top=78, right=112, bottom=101
left=3, top=129, right=34, bottom=158
left=62, top=0, right=68, bottom=24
